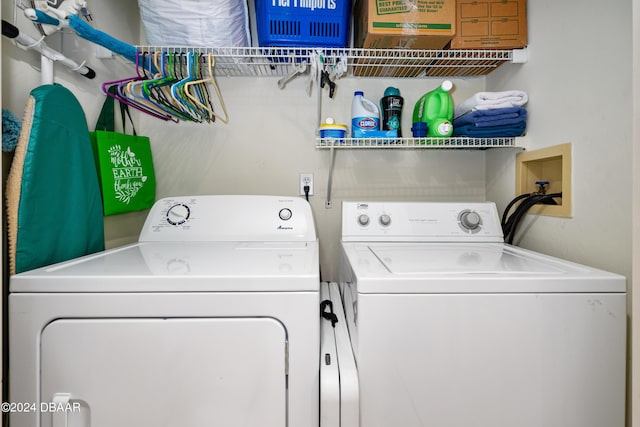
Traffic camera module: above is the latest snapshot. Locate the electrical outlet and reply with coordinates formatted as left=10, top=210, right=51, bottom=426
left=299, top=173, right=314, bottom=196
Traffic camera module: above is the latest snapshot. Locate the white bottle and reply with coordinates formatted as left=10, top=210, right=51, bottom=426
left=351, top=91, right=380, bottom=138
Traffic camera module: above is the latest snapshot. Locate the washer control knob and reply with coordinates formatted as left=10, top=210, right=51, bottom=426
left=166, top=203, right=190, bottom=226
left=279, top=208, right=293, bottom=221
left=358, top=214, right=370, bottom=226
left=459, top=210, right=482, bottom=230
left=379, top=214, right=391, bottom=226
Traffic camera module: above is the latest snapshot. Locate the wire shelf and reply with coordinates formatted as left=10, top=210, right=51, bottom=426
left=135, top=46, right=523, bottom=78
left=316, top=136, right=521, bottom=149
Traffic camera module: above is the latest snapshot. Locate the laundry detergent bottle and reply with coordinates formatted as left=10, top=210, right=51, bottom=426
left=351, top=91, right=380, bottom=138
left=412, top=80, right=454, bottom=137
left=380, top=87, right=404, bottom=137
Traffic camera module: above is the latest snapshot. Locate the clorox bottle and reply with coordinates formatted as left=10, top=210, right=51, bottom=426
left=412, top=80, right=454, bottom=137
left=351, top=91, right=380, bottom=138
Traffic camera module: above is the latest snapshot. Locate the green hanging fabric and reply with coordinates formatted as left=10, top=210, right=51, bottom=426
left=6, top=84, right=105, bottom=274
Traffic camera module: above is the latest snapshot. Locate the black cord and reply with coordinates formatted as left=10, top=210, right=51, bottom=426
left=501, top=192, right=531, bottom=227
left=502, top=194, right=547, bottom=238
left=504, top=195, right=548, bottom=244
left=503, top=192, right=562, bottom=244
left=505, top=192, right=561, bottom=244
left=304, top=185, right=310, bottom=202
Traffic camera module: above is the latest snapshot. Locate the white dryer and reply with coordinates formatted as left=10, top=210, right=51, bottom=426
left=339, top=201, right=627, bottom=427
left=9, top=195, right=320, bottom=427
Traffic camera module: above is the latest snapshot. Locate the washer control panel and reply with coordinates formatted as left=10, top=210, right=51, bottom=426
left=342, top=201, right=503, bottom=242
left=139, top=195, right=316, bottom=242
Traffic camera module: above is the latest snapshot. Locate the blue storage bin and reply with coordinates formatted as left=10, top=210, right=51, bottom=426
left=256, top=0, right=351, bottom=47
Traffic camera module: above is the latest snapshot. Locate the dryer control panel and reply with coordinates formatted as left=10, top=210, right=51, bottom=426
left=139, top=195, right=317, bottom=242
left=342, top=201, right=504, bottom=242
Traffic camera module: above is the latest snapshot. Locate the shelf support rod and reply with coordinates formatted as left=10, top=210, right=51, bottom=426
left=317, top=74, right=323, bottom=128
left=325, top=142, right=336, bottom=209
left=314, top=49, right=324, bottom=129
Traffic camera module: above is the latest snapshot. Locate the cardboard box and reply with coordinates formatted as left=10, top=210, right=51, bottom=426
left=451, top=0, right=527, bottom=49
left=353, top=0, right=456, bottom=76
left=353, top=0, right=456, bottom=50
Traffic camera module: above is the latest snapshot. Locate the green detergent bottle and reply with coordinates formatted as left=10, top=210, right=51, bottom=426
left=412, top=80, right=454, bottom=137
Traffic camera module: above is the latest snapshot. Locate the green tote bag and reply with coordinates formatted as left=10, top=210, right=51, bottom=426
left=90, top=90, right=156, bottom=216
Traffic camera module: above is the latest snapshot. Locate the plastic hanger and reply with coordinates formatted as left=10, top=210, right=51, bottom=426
left=139, top=52, right=195, bottom=122
left=187, top=53, right=214, bottom=122
left=184, top=54, right=229, bottom=124
left=125, top=51, right=188, bottom=122
left=100, top=50, right=226, bottom=123
left=169, top=52, right=205, bottom=122
left=102, top=52, right=172, bottom=121
left=189, top=53, right=217, bottom=122
left=188, top=52, right=214, bottom=121
left=119, top=52, right=180, bottom=121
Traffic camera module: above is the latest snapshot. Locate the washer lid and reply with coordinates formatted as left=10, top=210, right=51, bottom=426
left=371, top=243, right=568, bottom=274
left=10, top=241, right=319, bottom=293
left=342, top=242, right=626, bottom=293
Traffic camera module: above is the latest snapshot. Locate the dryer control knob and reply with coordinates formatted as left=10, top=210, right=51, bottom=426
left=166, top=203, right=191, bottom=225
left=279, top=208, right=293, bottom=221
left=459, top=210, right=481, bottom=230
left=358, top=214, right=370, bottom=226
left=379, top=214, right=391, bottom=226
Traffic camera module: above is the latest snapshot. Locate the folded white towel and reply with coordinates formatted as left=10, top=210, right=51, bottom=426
left=454, top=90, right=528, bottom=119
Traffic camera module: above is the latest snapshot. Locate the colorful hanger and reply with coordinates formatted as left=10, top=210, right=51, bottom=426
left=185, top=54, right=229, bottom=124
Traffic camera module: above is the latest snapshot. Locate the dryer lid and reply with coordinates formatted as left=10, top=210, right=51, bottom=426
left=10, top=241, right=319, bottom=293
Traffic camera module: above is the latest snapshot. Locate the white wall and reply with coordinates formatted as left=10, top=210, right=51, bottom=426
left=485, top=4, right=634, bottom=423
left=1, top=0, right=496, bottom=283
left=486, top=0, right=633, bottom=281
left=1, top=0, right=636, bottom=423
left=633, top=1, right=640, bottom=424
left=140, top=75, right=491, bottom=280
left=2, top=0, right=632, bottom=281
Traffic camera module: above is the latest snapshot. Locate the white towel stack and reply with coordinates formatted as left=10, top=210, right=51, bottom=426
left=454, top=90, right=528, bottom=119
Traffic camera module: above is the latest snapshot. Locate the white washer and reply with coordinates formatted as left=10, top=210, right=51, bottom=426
left=10, top=195, right=320, bottom=427
left=339, top=201, right=627, bottom=427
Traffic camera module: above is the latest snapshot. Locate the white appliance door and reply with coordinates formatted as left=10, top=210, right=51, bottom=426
left=355, top=292, right=627, bottom=427
left=40, top=318, right=287, bottom=427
